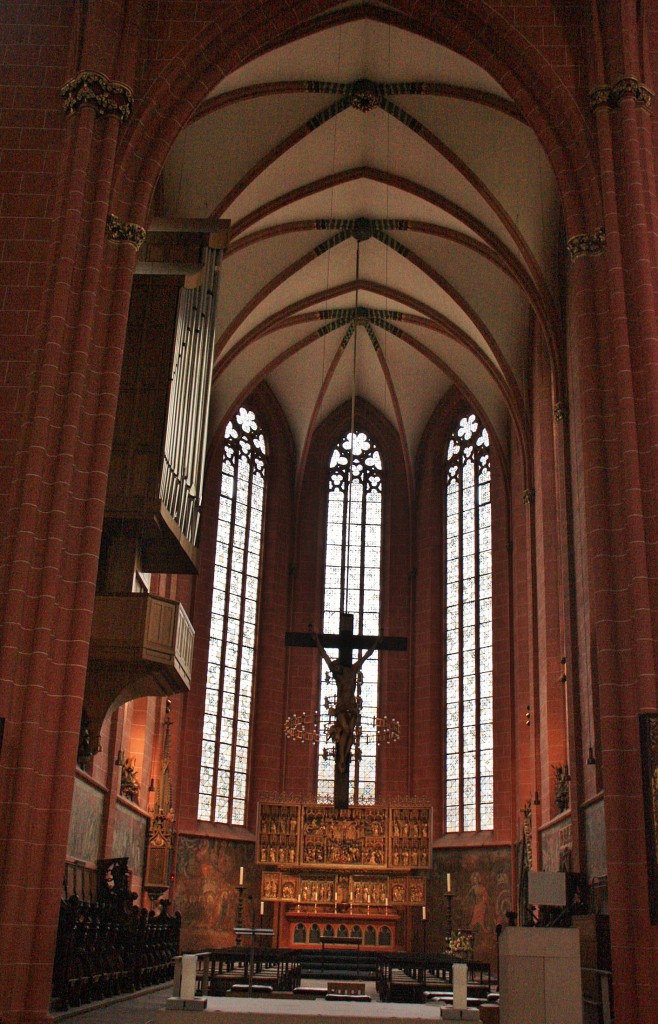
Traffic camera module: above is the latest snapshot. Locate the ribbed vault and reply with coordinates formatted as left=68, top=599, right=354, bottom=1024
left=155, top=17, right=563, bottom=487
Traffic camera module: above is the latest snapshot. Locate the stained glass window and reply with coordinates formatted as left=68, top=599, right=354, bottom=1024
left=445, top=413, right=493, bottom=832
left=197, top=407, right=266, bottom=825
left=318, top=431, right=383, bottom=805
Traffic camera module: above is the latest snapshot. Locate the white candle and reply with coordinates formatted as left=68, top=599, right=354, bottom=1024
left=239, top=866, right=244, bottom=886
left=447, top=872, right=452, bottom=893
left=260, top=901, right=265, bottom=916
left=422, top=905, right=427, bottom=921
left=385, top=897, right=389, bottom=906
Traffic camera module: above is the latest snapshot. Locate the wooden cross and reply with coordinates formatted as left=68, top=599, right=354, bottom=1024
left=285, top=613, right=407, bottom=809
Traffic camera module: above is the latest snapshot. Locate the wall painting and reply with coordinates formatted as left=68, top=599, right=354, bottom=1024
left=174, top=835, right=256, bottom=951
left=66, top=776, right=103, bottom=864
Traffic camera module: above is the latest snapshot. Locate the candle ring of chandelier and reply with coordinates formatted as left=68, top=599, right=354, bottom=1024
left=284, top=671, right=400, bottom=752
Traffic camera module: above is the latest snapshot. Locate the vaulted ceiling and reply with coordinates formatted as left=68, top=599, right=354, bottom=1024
left=156, top=17, right=562, bottom=485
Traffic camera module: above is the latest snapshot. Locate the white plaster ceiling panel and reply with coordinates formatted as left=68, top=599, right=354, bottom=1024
left=160, top=94, right=330, bottom=217
left=215, top=230, right=329, bottom=352
left=210, top=318, right=317, bottom=436
left=303, top=290, right=422, bottom=318
left=210, top=21, right=509, bottom=98
left=398, top=95, right=560, bottom=283
left=404, top=320, right=504, bottom=401
left=244, top=180, right=481, bottom=241
left=394, top=230, right=530, bottom=381
left=380, top=333, right=451, bottom=456
left=226, top=245, right=359, bottom=348
left=359, top=241, right=488, bottom=349
left=316, top=338, right=381, bottom=423
left=222, top=106, right=403, bottom=226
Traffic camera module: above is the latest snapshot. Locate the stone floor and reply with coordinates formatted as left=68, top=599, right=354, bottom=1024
left=52, top=979, right=467, bottom=1024
left=51, top=980, right=386, bottom=1024
left=53, top=983, right=174, bottom=1024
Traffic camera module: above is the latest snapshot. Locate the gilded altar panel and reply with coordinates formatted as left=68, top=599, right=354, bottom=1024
left=390, top=806, right=431, bottom=868
left=256, top=801, right=431, bottom=871
left=257, top=802, right=301, bottom=866
left=300, top=804, right=387, bottom=868
left=259, top=871, right=426, bottom=906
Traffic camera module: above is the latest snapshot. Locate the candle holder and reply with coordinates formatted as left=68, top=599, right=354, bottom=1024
left=445, top=891, right=454, bottom=947
left=235, top=883, right=245, bottom=946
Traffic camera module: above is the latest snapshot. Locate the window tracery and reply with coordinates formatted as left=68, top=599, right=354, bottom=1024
left=444, top=413, right=493, bottom=832
left=317, top=430, right=383, bottom=805
left=197, top=407, right=266, bottom=825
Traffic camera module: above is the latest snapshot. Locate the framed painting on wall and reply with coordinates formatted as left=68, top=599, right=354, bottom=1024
left=639, top=713, right=658, bottom=924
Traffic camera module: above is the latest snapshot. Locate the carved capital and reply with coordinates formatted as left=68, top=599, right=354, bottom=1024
left=106, top=213, right=146, bottom=251
left=62, top=70, right=134, bottom=122
left=589, top=78, right=653, bottom=112
left=567, top=227, right=606, bottom=260
left=610, top=77, right=654, bottom=109
left=589, top=85, right=612, bottom=112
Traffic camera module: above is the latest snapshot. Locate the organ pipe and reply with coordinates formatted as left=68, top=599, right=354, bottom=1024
left=160, top=245, right=221, bottom=547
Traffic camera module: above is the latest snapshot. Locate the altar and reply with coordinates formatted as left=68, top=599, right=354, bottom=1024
left=257, top=800, right=431, bottom=951
left=282, top=904, right=399, bottom=949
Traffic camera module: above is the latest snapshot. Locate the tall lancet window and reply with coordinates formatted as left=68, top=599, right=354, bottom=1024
left=317, top=431, right=383, bottom=805
left=445, top=413, right=493, bottom=832
left=198, top=407, right=266, bottom=825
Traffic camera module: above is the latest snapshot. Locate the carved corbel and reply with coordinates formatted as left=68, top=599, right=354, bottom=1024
left=566, top=228, right=606, bottom=260
left=589, top=77, right=654, bottom=112
left=106, top=213, right=147, bottom=252
left=62, top=70, right=134, bottom=121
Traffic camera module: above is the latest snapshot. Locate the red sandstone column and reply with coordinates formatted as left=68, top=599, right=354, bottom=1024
left=567, top=238, right=658, bottom=1023
left=0, top=4, right=144, bottom=1021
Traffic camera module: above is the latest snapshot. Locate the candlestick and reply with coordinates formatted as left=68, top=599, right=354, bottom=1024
left=445, top=891, right=454, bottom=944
left=235, top=880, right=245, bottom=946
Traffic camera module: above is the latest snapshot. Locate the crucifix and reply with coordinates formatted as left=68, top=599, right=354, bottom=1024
left=285, top=613, right=407, bottom=809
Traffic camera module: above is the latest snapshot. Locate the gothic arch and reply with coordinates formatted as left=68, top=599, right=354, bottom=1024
left=114, top=1, right=601, bottom=238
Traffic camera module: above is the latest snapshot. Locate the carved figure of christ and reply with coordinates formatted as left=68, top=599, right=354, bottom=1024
left=285, top=613, right=406, bottom=809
